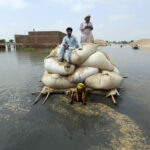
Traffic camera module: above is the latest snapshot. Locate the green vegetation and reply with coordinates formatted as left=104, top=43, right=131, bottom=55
left=23, top=48, right=35, bottom=51
left=9, top=39, right=14, bottom=43
left=107, top=40, right=134, bottom=44
left=20, top=47, right=53, bottom=52
left=18, top=48, right=53, bottom=56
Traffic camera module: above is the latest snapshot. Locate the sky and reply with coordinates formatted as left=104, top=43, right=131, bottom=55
left=0, top=0, right=150, bottom=41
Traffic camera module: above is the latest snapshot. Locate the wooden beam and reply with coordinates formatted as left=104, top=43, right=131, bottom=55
left=43, top=92, right=50, bottom=104
left=111, top=95, right=117, bottom=104
left=33, top=92, right=42, bottom=105
left=32, top=86, right=120, bottom=105
left=32, top=91, right=40, bottom=95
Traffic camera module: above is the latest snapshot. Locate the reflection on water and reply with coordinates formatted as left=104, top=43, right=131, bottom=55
left=0, top=44, right=16, bottom=52
left=0, top=45, right=150, bottom=150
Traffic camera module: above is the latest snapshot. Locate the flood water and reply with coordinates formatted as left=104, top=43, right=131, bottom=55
left=0, top=45, right=150, bottom=150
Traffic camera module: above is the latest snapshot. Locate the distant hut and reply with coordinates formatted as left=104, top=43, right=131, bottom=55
left=15, top=31, right=66, bottom=49
left=0, top=39, right=5, bottom=49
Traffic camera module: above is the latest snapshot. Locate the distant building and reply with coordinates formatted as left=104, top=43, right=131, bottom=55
left=0, top=39, right=6, bottom=49
left=15, top=31, right=66, bottom=48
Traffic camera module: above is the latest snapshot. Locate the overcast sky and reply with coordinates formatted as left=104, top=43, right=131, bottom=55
left=0, top=0, right=150, bottom=41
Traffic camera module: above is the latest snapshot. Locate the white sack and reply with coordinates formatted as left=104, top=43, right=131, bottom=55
left=44, top=57, right=75, bottom=75
left=49, top=45, right=61, bottom=57
left=41, top=72, right=76, bottom=89
left=49, top=43, right=98, bottom=65
left=69, top=67, right=99, bottom=83
left=100, top=51, right=120, bottom=73
left=85, top=71, right=123, bottom=90
left=113, top=66, right=120, bottom=74
left=81, top=51, right=114, bottom=71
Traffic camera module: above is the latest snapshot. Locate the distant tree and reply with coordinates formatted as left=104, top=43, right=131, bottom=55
left=130, top=40, right=134, bottom=43
left=9, top=39, right=14, bottom=43
left=122, top=41, right=128, bottom=44
left=113, top=41, right=117, bottom=44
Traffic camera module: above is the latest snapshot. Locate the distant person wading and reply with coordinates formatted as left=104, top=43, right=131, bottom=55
left=59, top=27, right=82, bottom=68
left=80, top=15, right=94, bottom=43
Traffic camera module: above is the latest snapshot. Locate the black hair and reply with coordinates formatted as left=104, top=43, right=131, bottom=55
left=66, top=27, right=73, bottom=32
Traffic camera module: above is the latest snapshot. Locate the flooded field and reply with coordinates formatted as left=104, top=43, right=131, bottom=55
left=0, top=45, right=150, bottom=150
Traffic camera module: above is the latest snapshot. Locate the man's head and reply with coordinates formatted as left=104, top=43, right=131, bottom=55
left=66, top=27, right=73, bottom=37
left=84, top=15, right=90, bottom=23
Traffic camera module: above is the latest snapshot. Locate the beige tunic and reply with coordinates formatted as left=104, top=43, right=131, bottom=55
left=80, top=22, right=94, bottom=43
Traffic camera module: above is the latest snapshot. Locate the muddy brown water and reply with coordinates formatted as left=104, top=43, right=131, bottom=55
left=0, top=45, right=150, bottom=150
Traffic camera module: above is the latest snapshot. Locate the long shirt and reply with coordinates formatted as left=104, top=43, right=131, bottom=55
left=80, top=21, right=94, bottom=43
left=62, top=35, right=82, bottom=49
left=80, top=21, right=93, bottom=34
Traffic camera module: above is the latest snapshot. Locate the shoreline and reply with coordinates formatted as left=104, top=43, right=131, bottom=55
left=145, top=47, right=150, bottom=50
left=140, top=45, right=150, bottom=50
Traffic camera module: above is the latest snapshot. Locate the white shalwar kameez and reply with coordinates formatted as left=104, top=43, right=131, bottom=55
left=80, top=22, right=94, bottom=43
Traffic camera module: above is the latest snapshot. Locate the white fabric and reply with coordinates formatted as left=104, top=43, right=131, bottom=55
left=41, top=72, right=76, bottom=89
left=61, top=35, right=82, bottom=49
left=100, top=51, right=120, bottom=73
left=81, top=51, right=114, bottom=71
left=85, top=71, right=123, bottom=90
left=44, top=57, right=75, bottom=75
left=69, top=67, right=99, bottom=83
left=50, top=43, right=98, bottom=65
left=113, top=66, right=120, bottom=74
left=43, top=43, right=123, bottom=90
left=80, top=22, right=94, bottom=43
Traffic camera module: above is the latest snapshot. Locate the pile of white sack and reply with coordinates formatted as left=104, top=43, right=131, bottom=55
left=41, top=43, right=123, bottom=90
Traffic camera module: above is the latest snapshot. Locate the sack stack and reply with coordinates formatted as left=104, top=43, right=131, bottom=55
left=41, top=43, right=123, bottom=90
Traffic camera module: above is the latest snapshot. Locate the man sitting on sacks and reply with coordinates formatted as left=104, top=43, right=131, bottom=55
left=59, top=27, right=82, bottom=68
